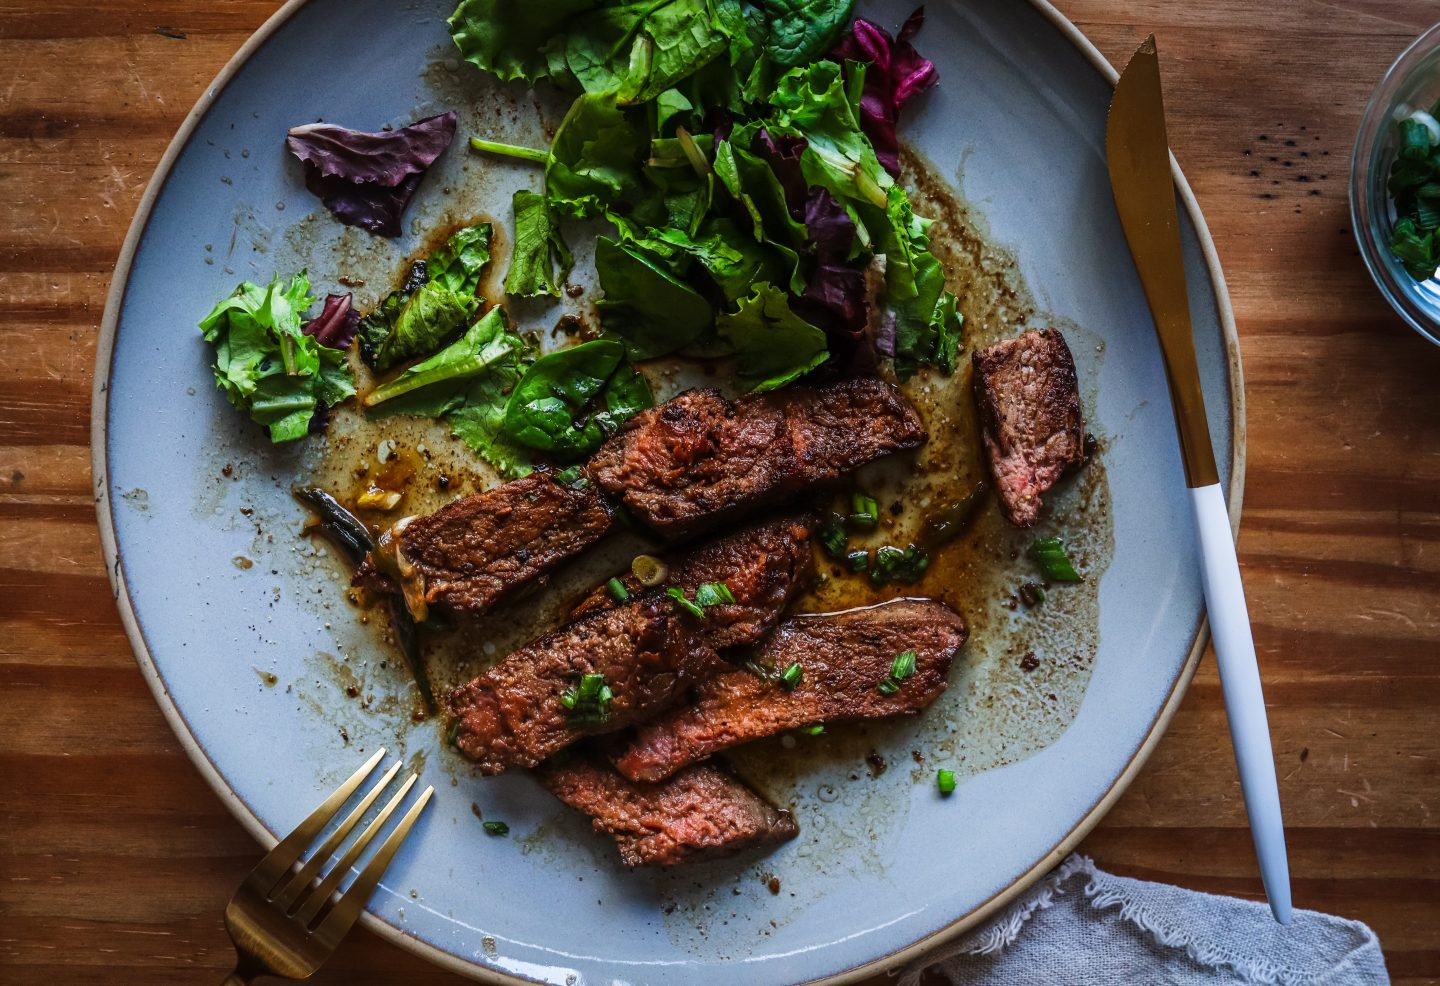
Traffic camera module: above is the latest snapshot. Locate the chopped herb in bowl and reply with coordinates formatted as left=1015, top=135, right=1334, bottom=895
left=1388, top=104, right=1440, bottom=281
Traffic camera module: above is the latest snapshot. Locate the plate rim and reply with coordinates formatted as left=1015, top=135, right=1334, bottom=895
left=90, top=2, right=1246, bottom=982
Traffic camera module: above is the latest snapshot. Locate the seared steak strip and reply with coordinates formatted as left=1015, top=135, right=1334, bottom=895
left=539, top=754, right=798, bottom=866
left=448, top=517, right=815, bottom=774
left=588, top=378, right=926, bottom=539
left=972, top=329, right=1085, bottom=528
left=615, top=599, right=967, bottom=783
left=353, top=470, right=612, bottom=615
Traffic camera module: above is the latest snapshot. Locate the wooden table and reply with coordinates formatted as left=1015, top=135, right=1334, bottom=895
left=3, top=2, right=1438, bottom=983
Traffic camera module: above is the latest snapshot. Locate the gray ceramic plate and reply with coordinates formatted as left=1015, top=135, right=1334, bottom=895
left=95, top=1, right=1242, bottom=983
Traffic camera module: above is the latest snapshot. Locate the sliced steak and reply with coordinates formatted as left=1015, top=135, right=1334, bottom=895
left=352, top=471, right=613, bottom=616
left=539, top=754, right=798, bottom=866
left=448, top=517, right=816, bottom=774
left=569, top=514, right=816, bottom=633
left=615, top=599, right=966, bottom=783
left=972, top=329, right=1085, bottom=528
left=588, top=378, right=926, bottom=539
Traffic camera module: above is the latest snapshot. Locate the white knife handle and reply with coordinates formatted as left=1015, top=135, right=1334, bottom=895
left=1191, top=482, right=1293, bottom=924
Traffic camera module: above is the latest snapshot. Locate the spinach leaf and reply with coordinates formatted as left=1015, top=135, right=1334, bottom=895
left=363, top=307, right=526, bottom=413
left=713, top=139, right=807, bottom=293
left=447, top=359, right=536, bottom=479
left=717, top=282, right=829, bottom=391
left=448, top=0, right=598, bottom=84
left=595, top=236, right=713, bottom=358
left=641, top=217, right=786, bottom=304
left=756, top=0, right=856, bottom=67
left=427, top=222, right=493, bottom=296
left=199, top=273, right=356, bottom=443
left=501, top=340, right=653, bottom=458
left=505, top=190, right=574, bottom=298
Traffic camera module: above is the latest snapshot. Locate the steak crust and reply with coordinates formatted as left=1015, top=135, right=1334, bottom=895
left=615, top=600, right=967, bottom=783
left=539, top=755, right=798, bottom=866
left=588, top=379, right=925, bottom=539
left=972, top=329, right=1085, bottom=528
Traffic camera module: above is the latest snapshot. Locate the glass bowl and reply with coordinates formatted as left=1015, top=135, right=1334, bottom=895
left=1351, top=21, right=1440, bottom=347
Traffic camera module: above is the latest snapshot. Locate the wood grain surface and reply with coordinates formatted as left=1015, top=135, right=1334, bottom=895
left=3, top=2, right=1438, bottom=984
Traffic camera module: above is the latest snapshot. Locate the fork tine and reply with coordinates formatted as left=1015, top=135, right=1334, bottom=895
left=271, top=760, right=402, bottom=911
left=249, top=747, right=386, bottom=893
left=292, top=772, right=420, bottom=926
left=314, top=785, right=435, bottom=944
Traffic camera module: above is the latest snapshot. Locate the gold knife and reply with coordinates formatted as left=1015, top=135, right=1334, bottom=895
left=1107, top=35, right=1292, bottom=924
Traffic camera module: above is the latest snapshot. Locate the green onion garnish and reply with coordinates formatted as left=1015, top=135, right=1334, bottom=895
left=870, top=543, right=929, bottom=585
left=804, top=724, right=825, bottom=736
left=877, top=649, right=917, bottom=695
left=559, top=673, right=613, bottom=725
left=937, top=769, right=957, bottom=796
left=846, top=549, right=870, bottom=573
left=820, top=514, right=849, bottom=560
left=446, top=720, right=460, bottom=747
left=553, top=465, right=590, bottom=489
left=849, top=493, right=880, bottom=529
left=482, top=820, right=510, bottom=836
left=666, top=587, right=705, bottom=618
left=1029, top=537, right=1083, bottom=582
left=695, top=582, right=736, bottom=607
left=606, top=577, right=631, bottom=603
left=779, top=662, right=803, bottom=690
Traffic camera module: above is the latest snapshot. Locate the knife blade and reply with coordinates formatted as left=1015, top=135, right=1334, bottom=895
left=1106, top=35, right=1293, bottom=925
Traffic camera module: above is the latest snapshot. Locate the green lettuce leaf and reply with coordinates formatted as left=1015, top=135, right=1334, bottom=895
left=199, top=273, right=355, bottom=443
left=546, top=92, right=647, bottom=218
left=358, top=280, right=478, bottom=373
left=716, top=282, right=829, bottom=391
left=768, top=61, right=890, bottom=211
left=505, top=190, right=574, bottom=297
left=447, top=0, right=599, bottom=84
left=713, top=139, right=807, bottom=293
left=363, top=307, right=526, bottom=413
left=595, top=236, right=713, bottom=358
left=427, top=222, right=493, bottom=296
left=891, top=250, right=962, bottom=379
left=501, top=339, right=653, bottom=458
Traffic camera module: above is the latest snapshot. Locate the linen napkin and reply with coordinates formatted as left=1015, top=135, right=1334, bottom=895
left=904, top=856, right=1389, bottom=986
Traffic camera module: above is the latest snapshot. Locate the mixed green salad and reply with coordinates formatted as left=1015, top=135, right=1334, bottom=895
left=200, top=1, right=959, bottom=483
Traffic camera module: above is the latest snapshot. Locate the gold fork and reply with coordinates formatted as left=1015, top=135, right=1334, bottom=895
left=221, top=748, right=433, bottom=984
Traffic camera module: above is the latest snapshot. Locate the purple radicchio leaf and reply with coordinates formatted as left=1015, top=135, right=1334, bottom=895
left=286, top=111, right=458, bottom=237
left=830, top=8, right=938, bottom=176
left=303, top=293, right=359, bottom=350
left=794, top=187, right=868, bottom=338
left=755, top=129, right=809, bottom=219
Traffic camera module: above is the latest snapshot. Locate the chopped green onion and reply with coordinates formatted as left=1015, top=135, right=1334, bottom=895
left=605, top=577, right=631, bottom=603
left=553, top=465, right=590, bottom=489
left=779, top=662, right=803, bottom=690
left=1029, top=537, right=1083, bottom=582
left=482, top=820, right=510, bottom=836
left=560, top=672, right=613, bottom=725
left=446, top=720, right=460, bottom=747
left=819, top=514, right=849, bottom=560
left=803, top=724, right=825, bottom=736
left=937, top=769, right=957, bottom=796
left=666, top=587, right=705, bottom=619
left=695, top=582, right=736, bottom=607
left=870, top=543, right=930, bottom=585
left=846, top=549, right=870, bottom=572
left=849, top=493, right=880, bottom=529
left=877, top=679, right=900, bottom=696
left=890, top=650, right=917, bottom=682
